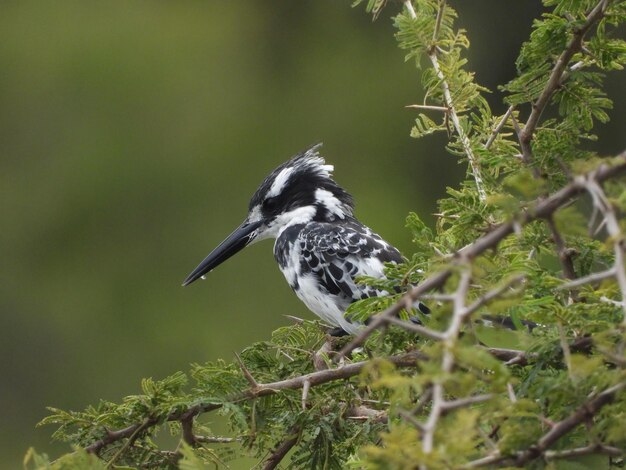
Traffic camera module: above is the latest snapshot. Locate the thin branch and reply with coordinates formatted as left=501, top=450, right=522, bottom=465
left=462, top=381, right=626, bottom=468
left=180, top=412, right=197, bottom=446
left=558, top=321, right=573, bottom=379
left=511, top=0, right=608, bottom=282
left=518, top=0, right=608, bottom=159
left=235, top=352, right=259, bottom=389
left=86, top=423, right=144, bottom=455
left=513, top=381, right=626, bottom=466
left=82, top=343, right=556, bottom=459
left=484, top=106, right=515, bottom=150
left=313, top=338, right=335, bottom=371
left=544, top=443, right=624, bottom=459
left=441, top=394, right=493, bottom=412
left=398, top=408, right=426, bottom=433
left=385, top=316, right=445, bottom=341
left=462, top=275, right=525, bottom=317
left=194, top=435, right=241, bottom=444
left=558, top=267, right=616, bottom=289
left=546, top=216, right=577, bottom=280
left=596, top=345, right=626, bottom=367
left=421, top=266, right=473, bottom=458
left=586, top=178, right=626, bottom=324
left=405, top=0, right=488, bottom=202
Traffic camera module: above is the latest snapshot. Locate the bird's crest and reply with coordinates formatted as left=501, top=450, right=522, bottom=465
left=248, top=143, right=354, bottom=217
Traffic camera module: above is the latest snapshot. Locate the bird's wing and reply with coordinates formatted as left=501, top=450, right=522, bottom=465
left=300, top=221, right=403, bottom=307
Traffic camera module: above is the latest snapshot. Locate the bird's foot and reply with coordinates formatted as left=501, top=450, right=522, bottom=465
left=327, top=326, right=350, bottom=337
left=313, top=340, right=333, bottom=371
left=313, top=331, right=351, bottom=370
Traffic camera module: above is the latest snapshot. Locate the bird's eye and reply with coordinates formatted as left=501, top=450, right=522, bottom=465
left=263, top=197, right=279, bottom=212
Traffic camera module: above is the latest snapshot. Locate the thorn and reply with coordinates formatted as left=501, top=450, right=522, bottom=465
left=398, top=409, right=426, bottom=434
left=593, top=217, right=608, bottom=236
left=507, top=383, right=517, bottom=403
left=283, top=314, right=304, bottom=324
left=405, top=104, right=449, bottom=112
left=301, top=380, right=311, bottom=411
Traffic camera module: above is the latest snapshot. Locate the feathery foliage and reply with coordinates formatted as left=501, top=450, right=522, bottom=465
left=32, top=0, right=625, bottom=468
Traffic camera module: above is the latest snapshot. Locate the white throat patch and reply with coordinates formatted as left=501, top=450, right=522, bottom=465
left=254, top=205, right=316, bottom=242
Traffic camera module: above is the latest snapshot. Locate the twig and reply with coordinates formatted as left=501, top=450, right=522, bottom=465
left=313, top=338, right=335, bottom=371
left=557, top=322, right=573, bottom=379
left=283, top=314, right=304, bottom=324
left=406, top=104, right=449, bottom=112
left=596, top=345, right=626, bottom=367
left=398, top=408, right=426, bottom=433
left=262, top=427, right=300, bottom=470
left=347, top=405, right=388, bottom=424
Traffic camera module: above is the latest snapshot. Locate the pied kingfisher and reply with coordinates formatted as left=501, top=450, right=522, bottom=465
left=183, top=143, right=428, bottom=335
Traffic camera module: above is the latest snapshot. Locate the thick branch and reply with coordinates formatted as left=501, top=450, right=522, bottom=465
left=338, top=156, right=626, bottom=359
left=84, top=351, right=427, bottom=456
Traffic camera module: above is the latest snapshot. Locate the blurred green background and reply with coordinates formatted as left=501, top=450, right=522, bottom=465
left=0, top=1, right=623, bottom=467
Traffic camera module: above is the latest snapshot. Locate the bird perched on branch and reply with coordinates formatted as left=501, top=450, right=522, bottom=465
left=183, top=143, right=428, bottom=335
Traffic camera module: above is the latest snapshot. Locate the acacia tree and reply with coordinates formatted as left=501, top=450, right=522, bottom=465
left=28, top=0, right=626, bottom=468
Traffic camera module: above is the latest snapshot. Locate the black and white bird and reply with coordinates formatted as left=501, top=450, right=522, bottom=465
left=182, top=143, right=428, bottom=335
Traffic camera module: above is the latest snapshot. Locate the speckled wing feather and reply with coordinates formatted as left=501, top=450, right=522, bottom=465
left=299, top=219, right=404, bottom=308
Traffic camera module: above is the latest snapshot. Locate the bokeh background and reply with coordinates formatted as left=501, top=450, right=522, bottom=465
left=1, top=1, right=623, bottom=467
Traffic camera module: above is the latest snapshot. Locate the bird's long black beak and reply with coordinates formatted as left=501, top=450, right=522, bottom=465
left=182, top=220, right=263, bottom=287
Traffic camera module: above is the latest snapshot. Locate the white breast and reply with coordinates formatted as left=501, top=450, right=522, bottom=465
left=276, top=241, right=361, bottom=334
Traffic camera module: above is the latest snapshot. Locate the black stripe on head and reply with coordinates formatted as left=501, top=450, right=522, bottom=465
left=248, top=143, right=354, bottom=219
